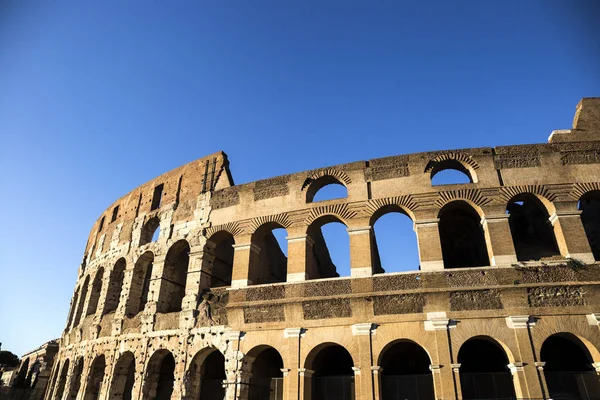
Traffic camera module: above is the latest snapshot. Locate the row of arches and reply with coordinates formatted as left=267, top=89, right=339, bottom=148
left=67, top=190, right=600, bottom=329
left=48, top=332, right=600, bottom=400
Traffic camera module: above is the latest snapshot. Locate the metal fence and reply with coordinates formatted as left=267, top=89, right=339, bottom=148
left=313, top=376, right=355, bottom=400
left=381, top=374, right=435, bottom=400
left=248, top=377, right=284, bottom=400
left=545, top=371, right=600, bottom=400
left=460, top=372, right=517, bottom=400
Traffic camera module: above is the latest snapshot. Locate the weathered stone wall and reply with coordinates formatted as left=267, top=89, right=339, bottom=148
left=46, top=98, right=600, bottom=400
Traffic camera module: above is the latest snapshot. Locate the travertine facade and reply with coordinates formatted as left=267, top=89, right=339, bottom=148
left=46, top=98, right=600, bottom=400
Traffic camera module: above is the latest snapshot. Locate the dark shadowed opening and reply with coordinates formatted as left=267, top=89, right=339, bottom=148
left=126, top=251, right=154, bottom=316
left=580, top=191, right=600, bottom=261
left=457, top=338, right=515, bottom=400
left=541, top=333, right=600, bottom=399
left=109, top=352, right=136, bottom=400
left=208, top=231, right=235, bottom=288
left=103, top=258, right=126, bottom=315
left=250, top=223, right=288, bottom=285
left=84, top=355, right=105, bottom=400
left=155, top=353, right=175, bottom=400
left=54, top=359, right=69, bottom=400
left=308, top=344, right=355, bottom=400
left=86, top=268, right=105, bottom=317
left=507, top=194, right=560, bottom=261
left=140, top=217, right=160, bottom=246
left=163, top=240, right=190, bottom=312
left=379, top=340, right=434, bottom=400
left=199, top=350, right=226, bottom=400
left=438, top=201, right=489, bottom=269
left=248, top=346, right=284, bottom=400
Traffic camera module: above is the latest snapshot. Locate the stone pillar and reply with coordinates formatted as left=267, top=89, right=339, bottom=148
left=451, top=364, right=462, bottom=400
left=551, top=210, right=595, bottom=263
left=424, top=312, right=458, bottom=399
left=223, top=331, right=249, bottom=400
left=298, top=368, right=313, bottom=400
left=482, top=214, right=518, bottom=266
left=147, top=255, right=168, bottom=313
left=348, top=226, right=374, bottom=277
left=283, top=328, right=304, bottom=400
left=429, top=364, right=442, bottom=400
left=181, top=246, right=206, bottom=309
left=371, top=367, right=382, bottom=400
left=231, top=240, right=259, bottom=288
left=535, top=362, right=550, bottom=399
left=351, top=323, right=376, bottom=400
left=286, top=235, right=312, bottom=282
left=505, top=316, right=545, bottom=399
left=415, top=219, right=444, bottom=271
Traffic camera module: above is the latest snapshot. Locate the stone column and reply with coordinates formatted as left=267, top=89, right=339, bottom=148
left=551, top=210, right=595, bottom=263
left=147, top=254, right=168, bottom=313
left=179, top=245, right=209, bottom=329
left=371, top=367, right=382, bottom=400
left=223, top=331, right=250, bottom=400
left=283, top=328, right=304, bottom=400
left=348, top=227, right=375, bottom=277
left=286, top=234, right=312, bottom=282
left=231, top=238, right=259, bottom=288
left=351, top=323, right=376, bottom=400
left=534, top=362, right=550, bottom=399
left=482, top=214, right=518, bottom=266
left=429, top=364, right=442, bottom=400
left=505, top=316, right=545, bottom=399
left=415, top=219, right=444, bottom=271
left=424, top=312, right=458, bottom=399
left=298, top=369, right=313, bottom=400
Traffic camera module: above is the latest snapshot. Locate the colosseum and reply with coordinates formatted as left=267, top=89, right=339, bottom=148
left=44, top=98, right=600, bottom=400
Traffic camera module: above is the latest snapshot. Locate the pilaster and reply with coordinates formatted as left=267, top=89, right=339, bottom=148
left=415, top=219, right=444, bottom=271
left=482, top=214, right=518, bottom=266
left=352, top=323, right=377, bottom=400
left=550, top=210, right=595, bottom=263
left=347, top=226, right=375, bottom=277
left=286, top=235, right=313, bottom=282
left=283, top=328, right=305, bottom=400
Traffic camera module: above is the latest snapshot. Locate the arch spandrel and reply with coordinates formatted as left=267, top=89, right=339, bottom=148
left=531, top=315, right=600, bottom=362
left=450, top=319, right=520, bottom=364
left=371, top=322, right=438, bottom=367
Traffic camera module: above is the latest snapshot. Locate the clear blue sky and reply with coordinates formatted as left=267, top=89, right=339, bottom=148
left=1, top=1, right=599, bottom=356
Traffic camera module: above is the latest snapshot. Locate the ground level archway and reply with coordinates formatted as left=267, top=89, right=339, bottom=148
left=379, top=340, right=434, bottom=400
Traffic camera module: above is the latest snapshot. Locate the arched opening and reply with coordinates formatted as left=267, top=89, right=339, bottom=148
left=307, top=216, right=350, bottom=279
left=580, top=191, right=600, bottom=261
left=250, top=224, right=288, bottom=285
left=541, top=333, right=600, bottom=398
left=108, top=352, right=136, bottom=400
left=430, top=160, right=474, bottom=186
left=306, top=343, right=355, bottom=400
left=48, top=360, right=61, bottom=398
left=73, top=276, right=90, bottom=327
left=86, top=268, right=104, bottom=317
left=457, top=337, right=515, bottom=400
left=207, top=231, right=235, bottom=288
left=371, top=206, right=419, bottom=273
left=84, top=355, right=106, bottom=400
left=507, top=194, right=560, bottom=261
left=162, top=240, right=190, bottom=312
left=185, top=349, right=227, bottom=400
left=379, top=340, right=434, bottom=400
left=306, top=176, right=348, bottom=203
left=55, top=359, right=69, bottom=400
left=126, top=251, right=154, bottom=316
left=103, top=258, right=126, bottom=315
left=248, top=346, right=285, bottom=400
left=67, top=288, right=80, bottom=329
left=144, top=351, right=176, bottom=400
left=438, top=201, right=489, bottom=268
left=140, top=217, right=160, bottom=246
left=67, top=358, right=84, bottom=399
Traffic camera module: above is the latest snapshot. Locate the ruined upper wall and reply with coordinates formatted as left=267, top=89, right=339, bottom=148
left=82, top=98, right=600, bottom=267
left=83, top=151, right=232, bottom=261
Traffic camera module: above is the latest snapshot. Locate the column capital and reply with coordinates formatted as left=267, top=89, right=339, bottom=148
left=424, top=311, right=455, bottom=331
left=298, top=368, right=314, bottom=377
left=347, top=226, right=372, bottom=235
left=506, top=315, right=534, bottom=329
left=352, top=366, right=361, bottom=376
left=286, top=235, right=314, bottom=246
left=370, top=366, right=382, bottom=374
left=280, top=368, right=291, bottom=377
left=507, top=362, right=525, bottom=374
left=283, top=327, right=306, bottom=338
left=223, top=330, right=244, bottom=341
left=351, top=323, right=377, bottom=336
left=415, top=218, right=439, bottom=227
left=587, top=313, right=600, bottom=326
left=429, top=365, right=442, bottom=373
left=592, top=362, right=600, bottom=372
left=451, top=363, right=461, bottom=372
left=534, top=361, right=546, bottom=371
left=232, top=243, right=261, bottom=253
